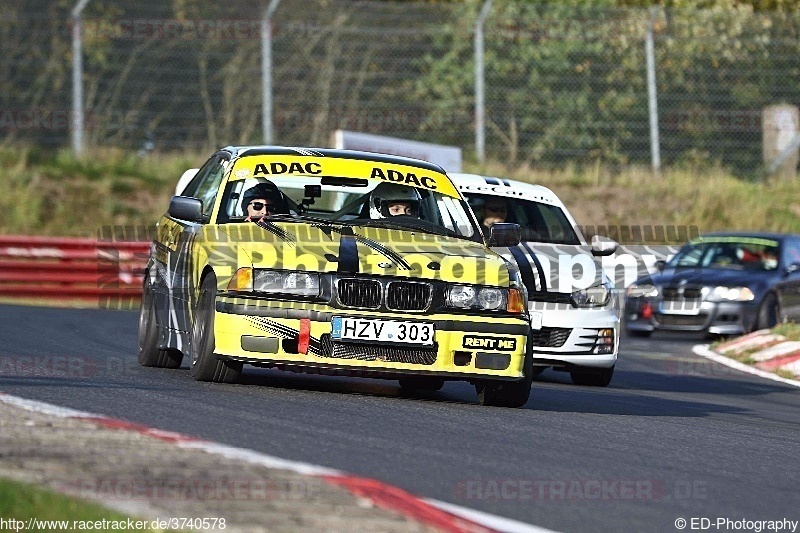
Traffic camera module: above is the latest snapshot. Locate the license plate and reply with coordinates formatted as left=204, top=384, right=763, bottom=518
left=659, top=300, right=700, bottom=314
left=331, top=317, right=435, bottom=345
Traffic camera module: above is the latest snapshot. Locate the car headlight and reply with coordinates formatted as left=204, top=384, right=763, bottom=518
left=626, top=283, right=659, bottom=298
left=446, top=284, right=523, bottom=313
left=706, top=286, right=754, bottom=302
left=572, top=283, right=611, bottom=308
left=228, top=268, right=320, bottom=297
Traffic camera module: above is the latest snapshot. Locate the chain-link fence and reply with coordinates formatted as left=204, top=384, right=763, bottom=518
left=2, top=0, right=800, bottom=176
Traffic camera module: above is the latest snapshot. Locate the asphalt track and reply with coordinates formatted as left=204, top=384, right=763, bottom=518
left=1, top=304, right=798, bottom=533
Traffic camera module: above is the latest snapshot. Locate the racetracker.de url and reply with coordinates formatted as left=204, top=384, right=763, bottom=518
left=0, top=517, right=226, bottom=531
left=675, top=517, right=798, bottom=532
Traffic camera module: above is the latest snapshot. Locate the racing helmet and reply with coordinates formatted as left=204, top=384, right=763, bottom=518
left=369, top=182, right=421, bottom=219
left=240, top=181, right=289, bottom=215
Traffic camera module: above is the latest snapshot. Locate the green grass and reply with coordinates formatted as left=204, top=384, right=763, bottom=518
left=1, top=145, right=800, bottom=237
left=0, top=477, right=155, bottom=528
left=770, top=322, right=800, bottom=341
left=0, top=145, right=197, bottom=237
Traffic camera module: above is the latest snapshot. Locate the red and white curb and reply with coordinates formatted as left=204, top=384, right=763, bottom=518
left=692, top=343, right=800, bottom=389
left=0, top=393, right=555, bottom=533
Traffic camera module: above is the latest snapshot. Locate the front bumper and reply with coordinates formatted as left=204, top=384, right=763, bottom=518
left=213, top=298, right=530, bottom=380
left=526, top=300, right=620, bottom=370
left=625, top=297, right=757, bottom=335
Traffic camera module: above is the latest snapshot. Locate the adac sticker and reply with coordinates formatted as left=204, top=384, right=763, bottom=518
left=230, top=155, right=460, bottom=198
left=253, top=161, right=322, bottom=176
left=369, top=167, right=438, bottom=190
left=462, top=335, right=517, bottom=351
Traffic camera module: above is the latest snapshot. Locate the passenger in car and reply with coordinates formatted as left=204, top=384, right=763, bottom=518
left=481, top=197, right=508, bottom=230
left=369, top=183, right=421, bottom=219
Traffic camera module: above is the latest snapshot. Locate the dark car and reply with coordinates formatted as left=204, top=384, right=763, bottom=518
left=625, top=232, right=800, bottom=337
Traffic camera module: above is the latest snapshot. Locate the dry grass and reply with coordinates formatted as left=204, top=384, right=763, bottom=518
left=0, top=146, right=201, bottom=237
left=1, top=145, right=800, bottom=237
left=464, top=160, right=800, bottom=236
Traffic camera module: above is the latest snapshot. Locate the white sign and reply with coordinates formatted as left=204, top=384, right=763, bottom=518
left=334, top=130, right=462, bottom=172
left=775, top=109, right=797, bottom=152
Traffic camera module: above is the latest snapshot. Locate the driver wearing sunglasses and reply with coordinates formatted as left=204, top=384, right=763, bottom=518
left=240, top=182, right=288, bottom=220
left=247, top=199, right=277, bottom=218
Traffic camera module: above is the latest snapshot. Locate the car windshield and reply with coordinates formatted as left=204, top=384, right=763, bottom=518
left=667, top=238, right=780, bottom=271
left=463, top=193, right=582, bottom=245
left=219, top=174, right=480, bottom=241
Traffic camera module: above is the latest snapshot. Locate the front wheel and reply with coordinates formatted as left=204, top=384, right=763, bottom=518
left=756, top=292, right=780, bottom=330
left=189, top=274, right=242, bottom=383
left=570, top=365, right=615, bottom=387
left=137, top=277, right=183, bottom=369
left=476, top=350, right=533, bottom=408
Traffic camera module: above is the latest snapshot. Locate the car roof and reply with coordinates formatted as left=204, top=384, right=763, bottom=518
left=695, top=231, right=800, bottom=243
left=448, top=172, right=565, bottom=208
left=220, top=145, right=447, bottom=174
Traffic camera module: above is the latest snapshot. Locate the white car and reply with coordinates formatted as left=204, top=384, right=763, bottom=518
left=450, top=173, right=620, bottom=386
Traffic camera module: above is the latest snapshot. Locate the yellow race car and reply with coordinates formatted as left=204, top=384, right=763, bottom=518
left=138, top=147, right=533, bottom=406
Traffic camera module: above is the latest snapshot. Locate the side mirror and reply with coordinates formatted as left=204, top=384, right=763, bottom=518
left=487, top=223, right=522, bottom=247
left=785, top=263, right=800, bottom=275
left=175, top=168, right=200, bottom=196
left=168, top=196, right=204, bottom=223
left=590, top=235, right=618, bottom=256
left=655, top=259, right=667, bottom=272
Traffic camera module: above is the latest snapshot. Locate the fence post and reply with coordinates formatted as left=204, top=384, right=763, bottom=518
left=646, top=6, right=661, bottom=172
left=262, top=0, right=282, bottom=145
left=474, top=0, right=492, bottom=166
left=71, top=0, right=91, bottom=157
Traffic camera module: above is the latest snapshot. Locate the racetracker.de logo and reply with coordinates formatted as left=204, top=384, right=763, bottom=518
left=0, top=109, right=69, bottom=131
left=81, top=18, right=262, bottom=40
left=454, top=479, right=708, bottom=501
left=61, top=476, right=328, bottom=501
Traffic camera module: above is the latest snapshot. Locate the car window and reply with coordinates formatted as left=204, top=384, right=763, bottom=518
left=669, top=239, right=780, bottom=271
left=464, top=193, right=581, bottom=245
left=220, top=174, right=480, bottom=241
left=182, top=156, right=228, bottom=217
left=784, top=240, right=800, bottom=267
left=181, top=155, right=218, bottom=198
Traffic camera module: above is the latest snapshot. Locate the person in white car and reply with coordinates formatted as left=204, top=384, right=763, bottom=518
left=451, top=172, right=620, bottom=387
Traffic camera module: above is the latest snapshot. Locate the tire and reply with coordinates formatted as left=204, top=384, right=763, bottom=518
left=137, top=278, right=183, bottom=369
left=570, top=365, right=615, bottom=387
left=476, top=348, right=533, bottom=408
left=189, top=274, right=242, bottom=383
left=756, top=292, right=780, bottom=330
left=398, top=376, right=445, bottom=391
left=626, top=329, right=652, bottom=338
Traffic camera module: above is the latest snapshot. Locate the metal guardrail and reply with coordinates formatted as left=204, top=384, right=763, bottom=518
left=0, top=235, right=148, bottom=307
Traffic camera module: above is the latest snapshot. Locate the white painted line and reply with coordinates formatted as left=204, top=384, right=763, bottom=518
left=691, top=345, right=800, bottom=388
left=714, top=329, right=771, bottom=351
left=749, top=341, right=800, bottom=362
left=716, top=334, right=783, bottom=355
left=425, top=498, right=560, bottom=533
left=0, top=393, right=98, bottom=418
left=177, top=440, right=342, bottom=477
left=780, top=359, right=800, bottom=375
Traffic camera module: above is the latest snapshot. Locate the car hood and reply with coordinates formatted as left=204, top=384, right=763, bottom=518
left=645, top=267, right=773, bottom=288
left=213, top=223, right=512, bottom=287
left=495, top=242, right=602, bottom=294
